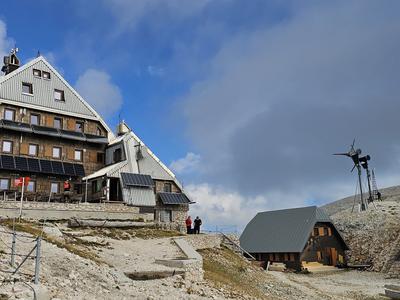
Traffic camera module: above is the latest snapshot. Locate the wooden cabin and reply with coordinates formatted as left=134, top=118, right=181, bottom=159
left=240, top=206, right=349, bottom=271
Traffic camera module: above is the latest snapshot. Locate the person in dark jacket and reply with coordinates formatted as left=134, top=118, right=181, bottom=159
left=193, top=216, right=202, bottom=234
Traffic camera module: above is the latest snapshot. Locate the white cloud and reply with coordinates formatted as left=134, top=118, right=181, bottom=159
left=147, top=65, right=165, bottom=77
left=0, top=19, right=14, bottom=66
left=182, top=1, right=400, bottom=211
left=75, top=69, right=123, bottom=120
left=170, top=152, right=201, bottom=174
left=104, top=0, right=210, bottom=33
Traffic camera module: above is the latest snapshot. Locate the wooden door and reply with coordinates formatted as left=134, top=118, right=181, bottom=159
left=331, top=248, right=337, bottom=266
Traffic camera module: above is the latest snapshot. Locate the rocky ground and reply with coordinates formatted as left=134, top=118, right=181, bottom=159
left=322, top=185, right=400, bottom=277
left=0, top=219, right=397, bottom=299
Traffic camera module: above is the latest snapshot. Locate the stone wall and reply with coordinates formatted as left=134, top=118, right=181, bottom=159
left=184, top=234, right=223, bottom=250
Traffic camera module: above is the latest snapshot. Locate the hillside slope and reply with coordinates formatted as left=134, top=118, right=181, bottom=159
left=322, top=186, right=400, bottom=278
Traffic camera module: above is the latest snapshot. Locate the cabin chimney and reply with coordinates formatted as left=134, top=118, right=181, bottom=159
left=1, top=48, right=20, bottom=75
left=117, top=120, right=131, bottom=136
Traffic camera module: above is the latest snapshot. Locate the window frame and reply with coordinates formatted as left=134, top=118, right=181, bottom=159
left=74, top=149, right=83, bottom=161
left=2, top=140, right=13, bottom=154
left=52, top=146, right=61, bottom=159
left=53, top=117, right=63, bottom=129
left=22, top=82, right=33, bottom=95
left=75, top=121, right=84, bottom=133
left=97, top=152, right=104, bottom=163
left=33, top=69, right=42, bottom=78
left=4, top=108, right=15, bottom=121
left=28, top=143, right=39, bottom=156
left=30, top=113, right=40, bottom=125
left=26, top=180, right=36, bottom=192
left=43, top=71, right=51, bottom=80
left=50, top=182, right=59, bottom=194
left=96, top=127, right=102, bottom=136
left=163, top=182, right=172, bottom=193
left=0, top=178, right=10, bottom=190
left=54, top=89, right=65, bottom=102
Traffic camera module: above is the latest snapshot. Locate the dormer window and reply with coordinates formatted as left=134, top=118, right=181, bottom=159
left=43, top=71, right=50, bottom=79
left=33, top=69, right=41, bottom=77
left=22, top=82, right=33, bottom=95
left=54, top=89, right=65, bottom=102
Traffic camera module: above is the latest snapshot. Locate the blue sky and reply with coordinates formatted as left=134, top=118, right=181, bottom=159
left=1, top=1, right=400, bottom=229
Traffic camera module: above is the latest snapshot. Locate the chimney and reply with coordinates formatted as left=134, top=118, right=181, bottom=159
left=117, top=120, right=131, bottom=136
left=2, top=48, right=20, bottom=75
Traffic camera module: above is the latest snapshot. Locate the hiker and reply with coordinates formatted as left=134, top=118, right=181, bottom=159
left=63, top=180, right=71, bottom=192
left=194, top=216, right=202, bottom=234
left=185, top=216, right=192, bottom=234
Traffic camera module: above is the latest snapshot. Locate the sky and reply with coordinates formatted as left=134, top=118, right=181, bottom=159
left=1, top=0, right=400, bottom=230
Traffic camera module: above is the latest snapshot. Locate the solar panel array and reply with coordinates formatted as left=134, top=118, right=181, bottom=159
left=157, top=192, right=191, bottom=205
left=121, top=172, right=154, bottom=187
left=0, top=155, right=85, bottom=177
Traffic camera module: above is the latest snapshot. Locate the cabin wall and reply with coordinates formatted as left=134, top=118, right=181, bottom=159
left=301, top=222, right=346, bottom=266
left=250, top=252, right=302, bottom=271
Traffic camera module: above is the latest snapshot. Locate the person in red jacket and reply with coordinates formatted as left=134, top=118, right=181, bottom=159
left=185, top=216, right=192, bottom=234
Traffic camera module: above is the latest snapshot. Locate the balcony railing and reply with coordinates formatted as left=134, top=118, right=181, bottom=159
left=0, top=119, right=108, bottom=144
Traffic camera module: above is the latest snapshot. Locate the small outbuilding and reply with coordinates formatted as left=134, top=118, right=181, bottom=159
left=240, top=206, right=349, bottom=271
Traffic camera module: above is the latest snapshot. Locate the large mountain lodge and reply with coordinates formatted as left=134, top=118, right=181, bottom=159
left=0, top=49, right=191, bottom=228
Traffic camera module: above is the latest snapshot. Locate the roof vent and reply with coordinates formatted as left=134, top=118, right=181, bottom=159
left=117, top=120, right=131, bottom=136
left=2, top=48, right=20, bottom=75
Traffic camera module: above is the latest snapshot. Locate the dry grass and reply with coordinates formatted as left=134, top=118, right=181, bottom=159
left=199, top=247, right=268, bottom=299
left=89, top=227, right=183, bottom=240
left=0, top=219, right=104, bottom=264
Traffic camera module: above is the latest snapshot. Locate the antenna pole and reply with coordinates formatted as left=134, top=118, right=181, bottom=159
left=357, top=165, right=366, bottom=211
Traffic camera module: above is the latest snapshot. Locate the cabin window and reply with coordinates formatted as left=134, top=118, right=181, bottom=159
left=27, top=181, right=36, bottom=192
left=113, top=148, right=122, bottom=163
left=269, top=254, right=274, bottom=261
left=0, top=178, right=10, bottom=190
left=289, top=253, right=295, bottom=261
left=324, top=227, right=329, bottom=236
left=22, top=82, right=33, bottom=95
left=96, top=127, right=102, bottom=136
left=52, top=147, right=61, bottom=159
left=327, top=227, right=332, bottom=236
left=28, top=144, right=38, bottom=156
left=163, top=182, right=172, bottom=193
left=284, top=253, right=289, bottom=261
left=75, top=121, right=84, bottom=133
left=30, top=114, right=40, bottom=125
left=50, top=182, right=59, bottom=193
left=4, top=108, right=15, bottom=121
left=97, top=152, right=104, bottom=163
left=33, top=69, right=41, bottom=77
left=43, top=71, right=51, bottom=79
left=54, top=89, right=65, bottom=102
left=92, top=180, right=102, bottom=193
left=160, top=210, right=172, bottom=222
left=54, top=117, right=63, bottom=129
left=2, top=140, right=13, bottom=153
left=74, top=149, right=83, bottom=161
left=313, top=227, right=319, bottom=236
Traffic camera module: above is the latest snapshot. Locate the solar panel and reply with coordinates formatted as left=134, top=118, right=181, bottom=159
left=121, top=172, right=154, bottom=187
left=158, top=192, right=191, bottom=205
left=63, top=162, right=75, bottom=176
left=27, top=158, right=40, bottom=172
left=1, top=155, right=15, bottom=170
left=39, top=159, right=53, bottom=174
left=32, top=125, right=59, bottom=137
left=51, top=161, right=64, bottom=174
left=73, top=164, right=85, bottom=177
left=15, top=156, right=28, bottom=171
left=0, top=154, right=2, bottom=169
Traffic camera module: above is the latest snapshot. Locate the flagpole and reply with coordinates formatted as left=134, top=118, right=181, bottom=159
left=19, top=177, right=24, bottom=221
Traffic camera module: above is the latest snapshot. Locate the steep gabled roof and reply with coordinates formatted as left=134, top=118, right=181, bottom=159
left=0, top=56, right=113, bottom=138
left=240, top=206, right=346, bottom=253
